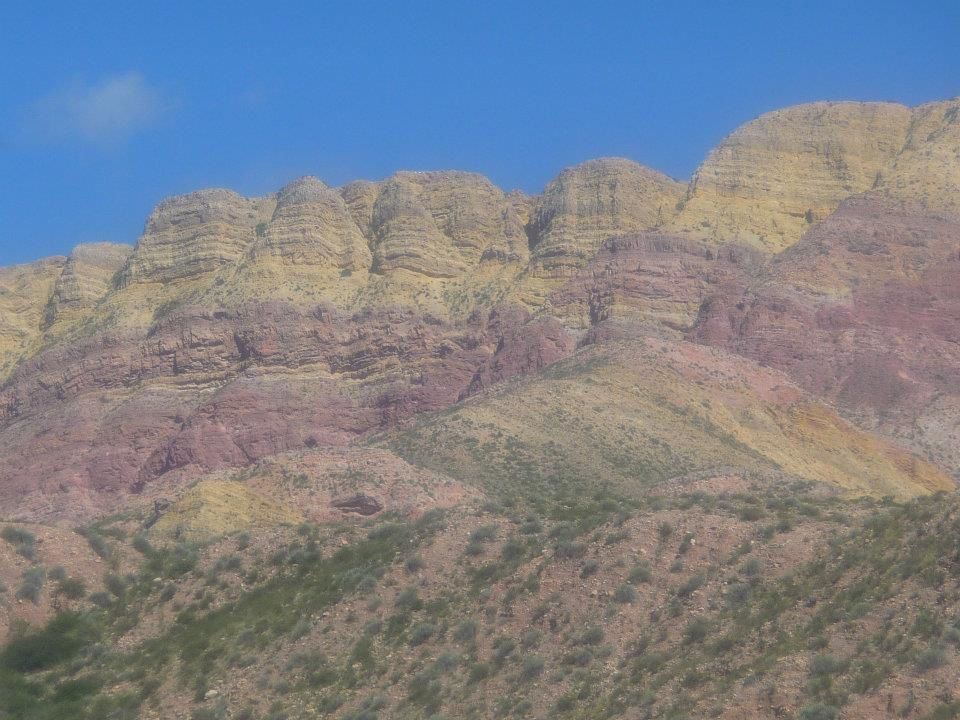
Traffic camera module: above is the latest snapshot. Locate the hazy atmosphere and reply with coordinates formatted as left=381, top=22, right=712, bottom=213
left=2, top=4, right=960, bottom=720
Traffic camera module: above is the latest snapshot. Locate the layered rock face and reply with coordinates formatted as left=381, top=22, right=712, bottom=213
left=667, top=102, right=913, bottom=251
left=692, top=194, right=960, bottom=474
left=548, top=233, right=762, bottom=337
left=879, top=99, right=960, bottom=212
left=0, top=300, right=573, bottom=520
left=2, top=97, right=960, bottom=521
left=367, top=171, right=529, bottom=277
left=124, top=189, right=274, bottom=284
left=43, top=242, right=132, bottom=329
left=0, top=257, right=66, bottom=378
left=251, top=176, right=371, bottom=271
left=528, top=158, right=685, bottom=276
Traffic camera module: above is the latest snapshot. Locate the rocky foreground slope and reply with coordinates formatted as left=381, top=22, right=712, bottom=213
left=0, top=98, right=959, bottom=720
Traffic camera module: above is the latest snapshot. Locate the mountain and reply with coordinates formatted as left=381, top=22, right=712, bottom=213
left=1, top=98, right=960, bottom=720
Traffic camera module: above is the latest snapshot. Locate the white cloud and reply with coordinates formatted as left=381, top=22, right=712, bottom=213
left=21, top=72, right=167, bottom=146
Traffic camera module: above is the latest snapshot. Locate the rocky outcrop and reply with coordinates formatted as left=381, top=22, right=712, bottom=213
left=124, top=189, right=275, bottom=284
left=667, top=102, right=913, bottom=252
left=252, top=177, right=371, bottom=270
left=0, top=301, right=574, bottom=520
left=879, top=99, right=960, bottom=213
left=3, top=96, right=960, bottom=521
left=44, top=242, right=132, bottom=328
left=549, top=233, right=762, bottom=338
left=0, top=257, right=66, bottom=379
left=692, top=194, right=960, bottom=474
left=528, top=158, right=685, bottom=276
left=368, top=171, right=528, bottom=278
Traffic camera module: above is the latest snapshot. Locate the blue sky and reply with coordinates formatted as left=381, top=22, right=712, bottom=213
left=1, top=0, right=958, bottom=266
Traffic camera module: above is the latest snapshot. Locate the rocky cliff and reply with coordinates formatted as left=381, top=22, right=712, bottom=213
left=0, top=97, right=958, bottom=523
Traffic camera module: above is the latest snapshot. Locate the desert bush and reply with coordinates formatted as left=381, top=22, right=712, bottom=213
left=683, top=617, right=710, bottom=645
left=409, top=622, right=437, bottom=646
left=628, top=562, right=651, bottom=584
left=89, top=591, right=112, bottom=608
left=454, top=619, right=478, bottom=643
left=676, top=573, right=705, bottom=599
left=493, top=636, right=516, bottom=661
left=520, top=518, right=543, bottom=535
left=916, top=644, right=947, bottom=672
left=84, top=532, right=111, bottom=560
left=554, top=540, right=586, bottom=560
left=48, top=565, right=67, bottom=582
left=55, top=577, right=87, bottom=600
left=468, top=662, right=491, bottom=682
left=500, top=538, right=526, bottom=561
left=797, top=703, right=839, bottom=720
left=521, top=654, right=545, bottom=679
left=574, top=626, right=604, bottom=646
left=16, top=566, right=46, bottom=604
left=0, top=612, right=98, bottom=671
left=405, top=555, right=426, bottom=573
left=657, top=522, right=673, bottom=541
left=394, top=586, right=422, bottom=611
left=564, top=648, right=594, bottom=667
left=742, top=557, right=763, bottom=578
left=2, top=526, right=37, bottom=560
left=614, top=584, right=637, bottom=604
left=580, top=559, right=600, bottom=577
left=132, top=534, right=153, bottom=555
left=522, top=629, right=543, bottom=649
left=470, top=525, right=497, bottom=543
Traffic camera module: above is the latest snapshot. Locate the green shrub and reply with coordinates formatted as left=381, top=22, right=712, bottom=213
left=132, top=534, right=153, bottom=555
left=614, top=584, right=637, bottom=604
left=48, top=565, right=67, bottom=582
left=55, top=577, right=87, bottom=600
left=676, top=573, right=705, bottom=599
left=409, top=622, right=437, bottom=646
left=501, top=538, right=526, bottom=561
left=916, top=644, right=947, bottom=672
left=468, top=662, right=491, bottom=682
left=520, top=519, right=543, bottom=535
left=89, top=591, right=112, bottom=608
left=470, top=525, right=497, bottom=543
left=575, top=626, right=604, bottom=646
left=522, top=629, right=542, bottom=648
left=657, top=522, right=673, bottom=541
left=407, top=672, right=443, bottom=712
left=798, top=703, right=839, bottom=720
left=395, top=586, right=422, bottom=611
left=742, top=558, right=762, bottom=577
left=2, top=526, right=37, bottom=560
left=16, top=566, right=46, bottom=604
left=628, top=562, right=651, bottom=584
left=493, top=636, right=516, bottom=661
left=454, top=620, right=478, bottom=643
left=554, top=540, right=586, bottom=559
left=0, top=612, right=99, bottom=672
left=810, top=654, right=843, bottom=677
left=84, top=532, right=111, bottom=560
left=521, top=654, right=545, bottom=679
left=580, top=559, right=600, bottom=577
left=683, top=617, right=710, bottom=645
left=405, top=555, right=426, bottom=573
